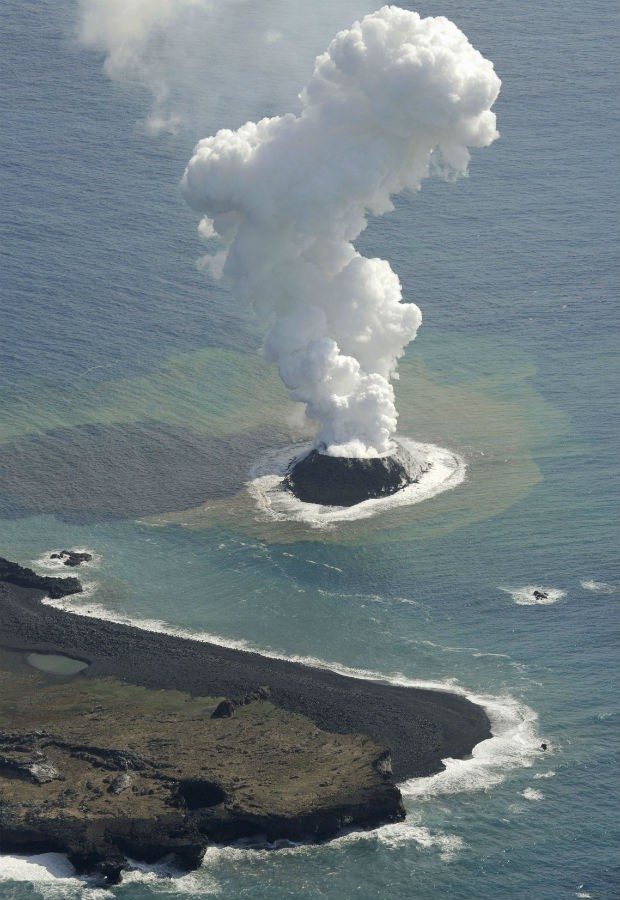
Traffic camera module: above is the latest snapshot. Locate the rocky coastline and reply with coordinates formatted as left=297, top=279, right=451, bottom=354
left=0, top=557, right=491, bottom=884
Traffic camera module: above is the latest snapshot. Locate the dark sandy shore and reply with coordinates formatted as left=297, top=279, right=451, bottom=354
left=0, top=576, right=491, bottom=782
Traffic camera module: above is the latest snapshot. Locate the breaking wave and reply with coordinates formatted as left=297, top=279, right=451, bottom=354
left=246, top=438, right=466, bottom=526
left=500, top=585, right=566, bottom=606
left=42, top=591, right=540, bottom=800
left=580, top=580, right=614, bottom=594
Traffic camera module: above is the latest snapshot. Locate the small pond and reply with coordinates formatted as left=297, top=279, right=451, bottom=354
left=26, top=653, right=89, bottom=675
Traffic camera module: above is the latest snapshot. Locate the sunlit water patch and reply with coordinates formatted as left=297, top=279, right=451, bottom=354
left=580, top=580, right=615, bottom=594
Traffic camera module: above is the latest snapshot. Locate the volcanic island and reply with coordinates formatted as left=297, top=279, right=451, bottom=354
left=284, top=443, right=428, bottom=506
left=0, top=556, right=490, bottom=885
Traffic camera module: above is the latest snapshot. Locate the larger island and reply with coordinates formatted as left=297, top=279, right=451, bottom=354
left=0, top=557, right=490, bottom=884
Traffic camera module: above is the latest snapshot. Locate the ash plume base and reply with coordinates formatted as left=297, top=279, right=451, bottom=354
left=247, top=438, right=466, bottom=526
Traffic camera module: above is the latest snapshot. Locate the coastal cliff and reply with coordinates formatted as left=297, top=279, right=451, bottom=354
left=1, top=557, right=491, bottom=883
left=0, top=652, right=403, bottom=884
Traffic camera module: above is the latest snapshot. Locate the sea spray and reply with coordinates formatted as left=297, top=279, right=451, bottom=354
left=182, top=7, right=500, bottom=457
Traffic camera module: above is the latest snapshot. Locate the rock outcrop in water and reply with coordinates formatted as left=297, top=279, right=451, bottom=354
left=284, top=443, right=428, bottom=507
left=50, top=550, right=93, bottom=567
left=0, top=557, right=82, bottom=599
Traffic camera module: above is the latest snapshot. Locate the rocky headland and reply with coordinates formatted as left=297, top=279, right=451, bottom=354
left=0, top=557, right=491, bottom=884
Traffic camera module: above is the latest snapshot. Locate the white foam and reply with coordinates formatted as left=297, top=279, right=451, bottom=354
left=282, top=552, right=343, bottom=572
left=317, top=587, right=414, bottom=609
left=32, top=548, right=101, bottom=572
left=412, top=639, right=512, bottom=660
left=521, top=787, right=544, bottom=801
left=0, top=853, right=108, bottom=898
left=41, top=594, right=540, bottom=809
left=202, top=819, right=464, bottom=862
left=400, top=692, right=541, bottom=800
left=0, top=853, right=216, bottom=896
left=580, top=579, right=614, bottom=594
left=500, top=585, right=566, bottom=606
left=369, top=822, right=465, bottom=859
left=41, top=595, right=256, bottom=653
left=121, top=858, right=218, bottom=893
left=0, top=853, right=76, bottom=883
left=246, top=438, right=466, bottom=526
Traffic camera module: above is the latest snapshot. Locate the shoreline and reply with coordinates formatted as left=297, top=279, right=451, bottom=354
left=0, top=572, right=491, bottom=783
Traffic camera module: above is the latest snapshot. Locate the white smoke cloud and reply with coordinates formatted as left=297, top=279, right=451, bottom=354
left=181, top=7, right=500, bottom=457
left=77, top=0, right=380, bottom=134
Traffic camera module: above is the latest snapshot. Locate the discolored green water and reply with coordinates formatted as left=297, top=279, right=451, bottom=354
left=0, top=0, right=618, bottom=898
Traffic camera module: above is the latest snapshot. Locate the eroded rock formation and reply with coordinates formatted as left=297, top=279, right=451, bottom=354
left=0, top=668, right=404, bottom=885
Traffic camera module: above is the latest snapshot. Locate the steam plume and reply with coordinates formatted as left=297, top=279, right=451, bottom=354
left=181, top=7, right=500, bottom=457
left=77, top=0, right=378, bottom=133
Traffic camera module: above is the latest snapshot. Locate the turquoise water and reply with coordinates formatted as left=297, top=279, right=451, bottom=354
left=1, top=1, right=618, bottom=898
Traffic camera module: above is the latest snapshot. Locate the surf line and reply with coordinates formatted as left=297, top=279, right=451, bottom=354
left=41, top=590, right=540, bottom=794
left=247, top=438, right=467, bottom=525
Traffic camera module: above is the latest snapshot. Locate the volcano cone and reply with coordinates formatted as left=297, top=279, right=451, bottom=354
left=284, top=443, right=427, bottom=507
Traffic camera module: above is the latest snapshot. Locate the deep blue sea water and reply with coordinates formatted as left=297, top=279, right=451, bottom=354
left=1, top=1, right=619, bottom=898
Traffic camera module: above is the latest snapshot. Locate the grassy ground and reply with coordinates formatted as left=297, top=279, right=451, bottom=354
left=0, top=647, right=392, bottom=830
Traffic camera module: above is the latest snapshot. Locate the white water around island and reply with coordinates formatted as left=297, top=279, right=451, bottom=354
left=1, top=0, right=618, bottom=897
left=247, top=438, right=466, bottom=525
left=35, top=588, right=542, bottom=832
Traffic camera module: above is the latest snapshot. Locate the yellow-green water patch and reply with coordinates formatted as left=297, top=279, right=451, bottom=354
left=1, top=333, right=578, bottom=541
left=0, top=347, right=302, bottom=444
left=142, top=334, right=574, bottom=544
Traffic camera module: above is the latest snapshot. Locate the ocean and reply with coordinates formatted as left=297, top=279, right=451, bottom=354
left=1, top=0, right=618, bottom=898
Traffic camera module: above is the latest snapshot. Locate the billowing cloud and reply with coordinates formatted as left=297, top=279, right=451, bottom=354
left=182, top=7, right=500, bottom=456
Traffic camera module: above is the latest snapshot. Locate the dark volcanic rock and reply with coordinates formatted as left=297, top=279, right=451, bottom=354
left=0, top=670, right=405, bottom=884
left=211, top=686, right=271, bottom=718
left=0, top=557, right=82, bottom=599
left=0, top=567, right=492, bottom=882
left=284, top=443, right=428, bottom=507
left=211, top=698, right=236, bottom=719
left=50, top=550, right=93, bottom=567
left=179, top=778, right=228, bottom=810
